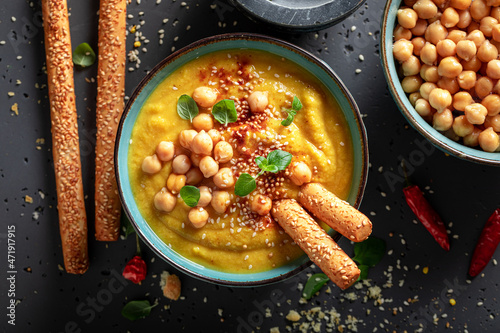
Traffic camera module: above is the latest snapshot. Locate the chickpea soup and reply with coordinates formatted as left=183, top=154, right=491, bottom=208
left=128, top=50, right=354, bottom=273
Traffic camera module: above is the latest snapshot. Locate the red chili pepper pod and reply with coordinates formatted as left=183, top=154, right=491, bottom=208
left=469, top=209, right=500, bottom=277
left=122, top=255, right=147, bottom=284
left=403, top=185, right=450, bottom=251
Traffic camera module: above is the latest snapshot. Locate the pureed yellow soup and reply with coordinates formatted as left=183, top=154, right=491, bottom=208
left=128, top=49, right=354, bottom=273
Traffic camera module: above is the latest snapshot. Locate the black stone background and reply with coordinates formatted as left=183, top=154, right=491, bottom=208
left=1, top=0, right=499, bottom=332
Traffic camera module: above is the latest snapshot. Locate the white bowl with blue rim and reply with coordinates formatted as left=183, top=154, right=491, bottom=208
left=115, top=33, right=369, bottom=286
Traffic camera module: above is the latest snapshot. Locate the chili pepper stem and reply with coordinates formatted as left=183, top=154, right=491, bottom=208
left=401, top=159, right=412, bottom=188
left=135, top=234, right=142, bottom=257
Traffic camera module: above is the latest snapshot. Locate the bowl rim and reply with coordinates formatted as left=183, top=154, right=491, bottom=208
left=380, top=0, right=500, bottom=166
left=115, top=32, right=369, bottom=286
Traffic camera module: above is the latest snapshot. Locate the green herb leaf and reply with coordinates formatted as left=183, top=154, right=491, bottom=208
left=255, top=156, right=268, bottom=170
left=291, top=96, right=303, bottom=111
left=121, top=300, right=157, bottom=321
left=266, top=149, right=292, bottom=171
left=234, top=173, right=256, bottom=197
left=121, top=209, right=135, bottom=238
left=357, top=264, right=370, bottom=281
left=177, top=94, right=199, bottom=122
left=353, top=237, right=386, bottom=268
left=73, top=42, right=96, bottom=67
left=303, top=273, right=329, bottom=300
left=281, top=113, right=295, bottom=126
left=212, top=99, right=238, bottom=125
left=180, top=185, right=200, bottom=208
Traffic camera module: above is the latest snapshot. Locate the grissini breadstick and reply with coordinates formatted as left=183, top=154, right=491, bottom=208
left=299, top=183, right=372, bottom=242
left=95, top=0, right=127, bottom=241
left=42, top=0, right=89, bottom=274
left=271, top=199, right=360, bottom=290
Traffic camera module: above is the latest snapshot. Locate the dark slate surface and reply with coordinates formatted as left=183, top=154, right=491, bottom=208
left=1, top=0, right=499, bottom=332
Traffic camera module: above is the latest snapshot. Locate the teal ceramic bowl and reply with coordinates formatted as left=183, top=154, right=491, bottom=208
left=115, top=33, right=368, bottom=286
left=381, top=0, right=500, bottom=166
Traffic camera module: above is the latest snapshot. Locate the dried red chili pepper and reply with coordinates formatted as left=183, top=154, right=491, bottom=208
left=469, top=209, right=500, bottom=277
left=403, top=185, right=450, bottom=251
left=123, top=234, right=147, bottom=284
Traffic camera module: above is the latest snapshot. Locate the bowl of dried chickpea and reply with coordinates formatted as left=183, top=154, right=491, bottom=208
left=381, top=0, right=500, bottom=165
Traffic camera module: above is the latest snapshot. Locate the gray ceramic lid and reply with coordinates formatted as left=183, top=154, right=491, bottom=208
left=229, top=0, right=366, bottom=32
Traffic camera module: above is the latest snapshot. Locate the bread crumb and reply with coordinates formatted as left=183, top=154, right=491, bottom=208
left=286, top=310, right=301, bottom=322
left=11, top=103, right=19, bottom=115
left=160, top=271, right=181, bottom=300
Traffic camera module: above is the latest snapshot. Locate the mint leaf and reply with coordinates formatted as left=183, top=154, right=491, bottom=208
left=234, top=173, right=256, bottom=197
left=303, top=273, right=329, bottom=300
left=212, top=99, right=237, bottom=125
left=121, top=209, right=135, bottom=238
left=281, top=113, right=294, bottom=126
left=266, top=149, right=292, bottom=171
left=177, top=94, right=199, bottom=122
left=121, top=300, right=157, bottom=321
left=353, top=237, right=386, bottom=267
left=180, top=185, right=200, bottom=207
left=291, top=96, right=303, bottom=111
left=280, top=96, right=302, bottom=126
left=357, top=264, right=370, bottom=281
left=73, top=42, right=96, bottom=67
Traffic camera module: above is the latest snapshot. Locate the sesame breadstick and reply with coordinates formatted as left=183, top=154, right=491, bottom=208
left=271, top=199, right=360, bottom=290
left=42, top=0, right=89, bottom=274
left=299, top=183, right=372, bottom=242
left=94, top=0, right=127, bottom=241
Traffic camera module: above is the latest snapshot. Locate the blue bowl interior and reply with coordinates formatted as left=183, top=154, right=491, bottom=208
left=382, top=0, right=500, bottom=165
left=116, top=35, right=368, bottom=285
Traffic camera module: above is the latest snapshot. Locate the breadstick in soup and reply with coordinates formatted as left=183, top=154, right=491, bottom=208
left=271, top=199, right=360, bottom=290
left=42, top=0, right=89, bottom=274
left=95, top=0, right=127, bottom=241
left=299, top=183, right=372, bottom=242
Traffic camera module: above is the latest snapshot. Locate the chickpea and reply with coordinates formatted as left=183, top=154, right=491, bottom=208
left=156, top=141, right=175, bottom=162
left=450, top=0, right=472, bottom=10
left=429, top=88, right=452, bottom=112
left=452, top=115, right=475, bottom=137
left=475, top=76, right=494, bottom=99
left=487, top=0, right=500, bottom=6
left=420, top=42, right=438, bottom=65
left=213, top=167, right=235, bottom=189
left=485, top=115, right=500, bottom=132
left=247, top=91, right=269, bottom=113
left=185, top=168, right=203, bottom=185
left=453, top=91, right=474, bottom=111
left=154, top=188, right=177, bottom=212
left=412, top=37, right=426, bottom=56
left=492, top=24, right=500, bottom=42
left=142, top=154, right=162, bottom=174
left=394, top=24, right=413, bottom=41
left=441, top=7, right=460, bottom=28
left=467, top=29, right=486, bottom=48
left=192, top=86, right=218, bottom=108
left=250, top=194, right=272, bottom=216
left=482, top=94, right=500, bottom=116
left=477, top=40, right=499, bottom=62
left=424, top=21, right=448, bottom=45
left=447, top=29, right=467, bottom=44
left=461, top=56, right=482, bottom=72
left=409, top=92, right=422, bottom=106
left=444, top=128, right=461, bottom=141
left=456, top=40, right=477, bottom=61
left=478, top=127, right=500, bottom=152
left=420, top=64, right=439, bottom=82
left=419, top=82, right=437, bottom=100
left=172, top=154, right=192, bottom=175
left=393, top=39, right=414, bottom=62
left=433, top=108, right=454, bottom=131
left=436, top=39, right=457, bottom=57
left=197, top=186, right=212, bottom=207
left=465, top=103, right=488, bottom=124
left=289, top=161, right=312, bottom=186
left=492, top=6, right=500, bottom=20
left=207, top=129, right=221, bottom=145
left=457, top=9, right=473, bottom=29
left=402, top=55, right=421, bottom=76
left=191, top=130, right=213, bottom=155
left=179, top=129, right=198, bottom=150
left=192, top=113, right=214, bottom=132
left=411, top=19, right=428, bottom=36
left=199, top=156, right=219, bottom=178
left=404, top=0, right=418, bottom=5
left=457, top=70, right=477, bottom=90
left=413, top=0, right=438, bottom=20
left=415, top=98, right=433, bottom=117
left=438, top=56, right=463, bottom=78
left=494, top=80, right=500, bottom=94
left=480, top=16, right=498, bottom=37
left=464, top=127, right=482, bottom=147
left=213, top=141, right=233, bottom=164
left=470, top=0, right=491, bottom=21
left=211, top=190, right=231, bottom=214
left=437, top=76, right=460, bottom=94
left=486, top=59, right=500, bottom=79
left=167, top=173, right=187, bottom=194
left=188, top=207, right=209, bottom=228
left=401, top=75, right=423, bottom=93
left=398, top=8, right=418, bottom=29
